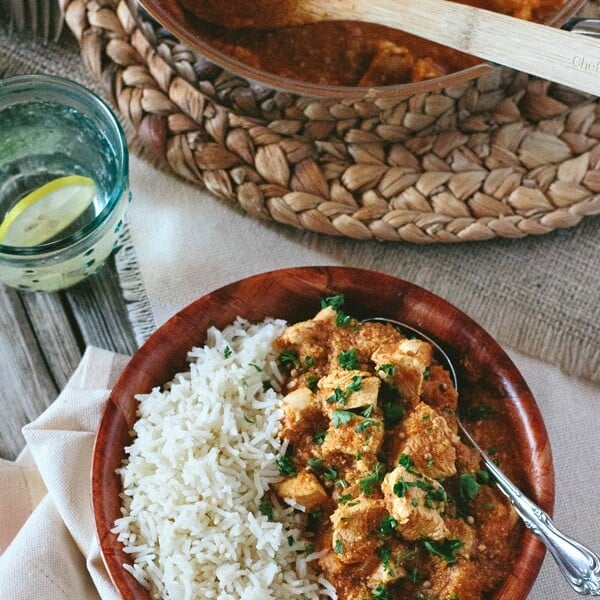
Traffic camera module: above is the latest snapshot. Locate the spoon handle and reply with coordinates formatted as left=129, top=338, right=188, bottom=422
left=462, top=426, right=600, bottom=595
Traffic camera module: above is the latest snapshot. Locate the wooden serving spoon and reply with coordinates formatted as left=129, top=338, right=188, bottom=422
left=185, top=0, right=600, bottom=96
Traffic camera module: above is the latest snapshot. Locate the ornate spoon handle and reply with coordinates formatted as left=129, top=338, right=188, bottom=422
left=461, top=424, right=600, bottom=596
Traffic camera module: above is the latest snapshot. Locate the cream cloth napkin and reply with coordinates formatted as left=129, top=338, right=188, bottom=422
left=0, top=345, right=599, bottom=599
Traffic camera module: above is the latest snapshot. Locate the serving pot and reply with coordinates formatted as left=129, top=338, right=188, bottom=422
left=139, top=0, right=589, bottom=99
left=63, top=0, right=600, bottom=243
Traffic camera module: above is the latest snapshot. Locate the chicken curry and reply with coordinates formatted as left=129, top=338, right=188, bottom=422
left=270, top=296, right=524, bottom=600
left=180, top=0, right=567, bottom=86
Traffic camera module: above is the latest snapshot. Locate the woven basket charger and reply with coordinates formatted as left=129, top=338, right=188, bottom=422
left=62, top=0, right=600, bottom=242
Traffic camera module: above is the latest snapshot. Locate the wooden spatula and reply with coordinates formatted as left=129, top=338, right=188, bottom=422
left=188, top=0, right=600, bottom=96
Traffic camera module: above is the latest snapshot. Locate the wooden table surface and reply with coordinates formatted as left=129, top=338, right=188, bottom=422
left=0, top=256, right=137, bottom=460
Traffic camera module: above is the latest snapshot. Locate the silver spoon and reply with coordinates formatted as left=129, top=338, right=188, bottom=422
left=364, top=317, right=600, bottom=596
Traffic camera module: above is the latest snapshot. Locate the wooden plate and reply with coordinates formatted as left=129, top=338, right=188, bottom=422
left=136, top=0, right=585, bottom=99
left=92, top=266, right=555, bottom=599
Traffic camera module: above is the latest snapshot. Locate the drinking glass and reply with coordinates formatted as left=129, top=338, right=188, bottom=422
left=0, top=74, right=130, bottom=291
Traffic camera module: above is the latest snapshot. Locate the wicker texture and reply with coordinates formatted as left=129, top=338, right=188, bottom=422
left=62, top=0, right=600, bottom=242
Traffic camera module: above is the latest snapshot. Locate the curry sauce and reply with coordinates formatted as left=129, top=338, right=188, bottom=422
left=270, top=297, right=525, bottom=600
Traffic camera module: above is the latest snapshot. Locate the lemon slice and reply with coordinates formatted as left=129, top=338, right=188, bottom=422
left=0, top=175, right=97, bottom=246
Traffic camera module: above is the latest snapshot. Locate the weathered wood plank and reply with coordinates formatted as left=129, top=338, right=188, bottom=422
left=19, top=291, right=83, bottom=390
left=65, top=256, right=138, bottom=357
left=0, top=257, right=137, bottom=460
left=0, top=285, right=59, bottom=460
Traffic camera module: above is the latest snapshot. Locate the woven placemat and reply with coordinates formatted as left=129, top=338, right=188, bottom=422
left=63, top=0, right=600, bottom=242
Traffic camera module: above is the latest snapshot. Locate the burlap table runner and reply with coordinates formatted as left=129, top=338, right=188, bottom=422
left=0, top=23, right=599, bottom=384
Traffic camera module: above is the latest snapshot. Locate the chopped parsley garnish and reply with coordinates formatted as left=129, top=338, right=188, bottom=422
left=306, top=375, right=318, bottom=392
left=323, top=467, right=339, bottom=482
left=307, top=457, right=324, bottom=471
left=354, top=418, right=379, bottom=433
left=338, top=348, right=359, bottom=370
left=262, top=380, right=273, bottom=391
left=378, top=363, right=396, bottom=380
left=249, top=363, right=262, bottom=372
left=372, top=584, right=388, bottom=599
left=303, top=355, right=316, bottom=367
left=423, top=367, right=431, bottom=380
left=392, top=477, right=446, bottom=506
left=422, top=538, right=463, bottom=564
left=376, top=544, right=392, bottom=566
left=327, top=387, right=347, bottom=405
left=379, top=515, right=398, bottom=536
left=398, top=453, right=417, bottom=472
left=321, top=294, right=345, bottom=310
left=278, top=350, right=299, bottom=366
left=320, top=293, right=353, bottom=327
left=313, top=430, right=328, bottom=445
left=223, top=346, right=232, bottom=358
left=326, top=376, right=363, bottom=405
left=359, top=463, right=384, bottom=495
left=459, top=472, right=481, bottom=501
left=332, top=409, right=353, bottom=428
left=334, top=539, right=344, bottom=555
left=259, top=500, right=273, bottom=520
left=337, top=493, right=353, bottom=504
left=382, top=399, right=404, bottom=427
left=275, top=455, right=296, bottom=476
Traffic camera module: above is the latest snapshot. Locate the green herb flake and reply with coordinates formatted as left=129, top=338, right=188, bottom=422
left=459, top=472, right=481, bottom=501
left=275, top=455, right=296, bottom=477
left=354, top=418, right=378, bottom=433
left=223, top=346, right=232, bottom=358
left=249, top=363, right=262, bottom=372
left=278, top=350, right=300, bottom=366
left=372, top=584, right=388, bottom=600
left=313, top=430, right=328, bottom=445
left=379, top=515, right=398, bottom=536
left=307, top=457, right=324, bottom=471
left=422, top=538, right=463, bottom=564
left=332, top=409, right=353, bottom=428
left=382, top=399, right=404, bottom=428
left=306, top=375, right=319, bottom=392
left=334, top=539, right=344, bottom=555
left=287, top=535, right=295, bottom=547
left=327, top=387, right=347, bottom=405
left=378, top=363, right=396, bottom=380
left=321, top=294, right=345, bottom=311
left=359, top=463, right=384, bottom=496
left=423, top=367, right=431, bottom=380
left=338, top=348, right=359, bottom=370
left=323, top=467, right=339, bottom=482
left=259, top=501, right=273, bottom=520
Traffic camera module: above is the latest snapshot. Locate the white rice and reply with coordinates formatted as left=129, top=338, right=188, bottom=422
left=112, top=317, right=334, bottom=600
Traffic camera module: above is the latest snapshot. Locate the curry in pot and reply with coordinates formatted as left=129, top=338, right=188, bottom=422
left=270, top=297, right=526, bottom=599
left=179, top=0, right=567, bottom=86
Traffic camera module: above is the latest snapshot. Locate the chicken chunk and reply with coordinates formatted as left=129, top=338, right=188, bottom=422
left=330, top=496, right=388, bottom=563
left=273, top=470, right=328, bottom=512
left=358, top=40, right=415, bottom=87
left=411, top=56, right=446, bottom=82
left=372, top=338, right=433, bottom=408
left=278, top=387, right=327, bottom=447
left=276, top=306, right=336, bottom=366
left=382, top=465, right=449, bottom=541
left=391, top=402, right=460, bottom=479
left=320, top=414, right=384, bottom=474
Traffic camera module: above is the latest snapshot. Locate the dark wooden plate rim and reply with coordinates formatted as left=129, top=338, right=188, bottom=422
left=92, top=266, right=555, bottom=600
